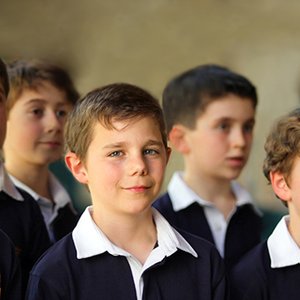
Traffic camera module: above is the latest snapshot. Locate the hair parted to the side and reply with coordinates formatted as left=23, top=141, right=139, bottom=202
left=64, top=83, right=168, bottom=162
left=0, top=58, right=9, bottom=97
left=263, top=108, right=300, bottom=204
left=6, top=59, right=79, bottom=112
left=162, top=64, right=258, bottom=133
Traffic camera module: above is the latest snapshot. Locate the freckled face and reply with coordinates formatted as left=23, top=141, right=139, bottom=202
left=80, top=117, right=170, bottom=217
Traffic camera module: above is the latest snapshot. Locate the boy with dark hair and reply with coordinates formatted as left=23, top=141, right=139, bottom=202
left=154, top=64, right=262, bottom=271
left=4, top=59, right=80, bottom=243
left=0, top=58, right=50, bottom=296
left=230, top=108, right=300, bottom=300
left=26, top=83, right=227, bottom=299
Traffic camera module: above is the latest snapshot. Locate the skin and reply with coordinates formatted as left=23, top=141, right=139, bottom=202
left=270, top=156, right=300, bottom=247
left=169, top=94, right=255, bottom=217
left=3, top=81, right=73, bottom=199
left=66, top=116, right=171, bottom=263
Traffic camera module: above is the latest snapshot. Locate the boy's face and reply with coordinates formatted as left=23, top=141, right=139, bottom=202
left=0, top=82, right=7, bottom=148
left=178, top=94, right=255, bottom=182
left=4, top=81, right=73, bottom=166
left=66, top=116, right=171, bottom=217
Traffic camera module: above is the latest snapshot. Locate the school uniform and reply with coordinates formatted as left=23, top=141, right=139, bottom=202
left=0, top=164, right=50, bottom=295
left=0, top=229, right=22, bottom=300
left=153, top=172, right=262, bottom=271
left=26, top=207, right=228, bottom=300
left=10, top=172, right=79, bottom=243
left=230, top=215, right=300, bottom=300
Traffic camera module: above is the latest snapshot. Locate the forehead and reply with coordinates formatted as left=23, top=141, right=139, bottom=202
left=92, top=116, right=162, bottom=141
left=17, top=81, right=70, bottom=105
left=200, top=95, right=255, bottom=121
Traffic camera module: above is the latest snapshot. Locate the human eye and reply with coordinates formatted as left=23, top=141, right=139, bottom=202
left=143, top=148, right=159, bottom=156
left=217, top=121, right=230, bottom=132
left=243, top=121, right=255, bottom=133
left=56, top=109, right=68, bottom=119
left=31, top=107, right=44, bottom=117
left=108, top=150, right=123, bottom=157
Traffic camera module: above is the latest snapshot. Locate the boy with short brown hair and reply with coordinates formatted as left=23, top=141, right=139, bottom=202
left=4, top=59, right=79, bottom=243
left=230, top=108, right=300, bottom=299
left=26, top=83, right=227, bottom=299
left=0, top=57, right=50, bottom=297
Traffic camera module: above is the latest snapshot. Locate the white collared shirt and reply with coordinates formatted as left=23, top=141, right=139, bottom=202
left=72, top=206, right=197, bottom=300
left=10, top=172, right=73, bottom=241
left=167, top=171, right=256, bottom=257
left=0, top=163, right=23, bottom=201
left=267, top=215, right=300, bottom=268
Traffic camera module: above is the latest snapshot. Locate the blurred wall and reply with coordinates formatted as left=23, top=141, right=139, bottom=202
left=2, top=0, right=300, bottom=213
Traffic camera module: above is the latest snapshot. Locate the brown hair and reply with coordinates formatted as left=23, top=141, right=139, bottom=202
left=6, top=59, right=79, bottom=112
left=64, top=83, right=168, bottom=162
left=263, top=108, right=300, bottom=203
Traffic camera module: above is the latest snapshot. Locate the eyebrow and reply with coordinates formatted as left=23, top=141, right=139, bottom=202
left=214, top=116, right=255, bottom=122
left=103, top=139, right=164, bottom=149
left=25, top=98, right=72, bottom=107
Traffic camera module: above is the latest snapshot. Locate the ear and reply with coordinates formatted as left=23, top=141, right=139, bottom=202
left=65, top=152, right=89, bottom=185
left=269, top=171, right=291, bottom=203
left=168, top=125, right=191, bottom=154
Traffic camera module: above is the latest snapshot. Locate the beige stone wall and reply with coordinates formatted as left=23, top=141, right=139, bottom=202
left=2, top=0, right=300, bottom=212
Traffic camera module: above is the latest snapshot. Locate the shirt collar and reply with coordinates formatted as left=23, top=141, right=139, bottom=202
left=73, top=206, right=197, bottom=260
left=267, top=215, right=300, bottom=268
left=0, top=164, right=24, bottom=201
left=9, top=172, right=70, bottom=208
left=168, top=171, right=255, bottom=211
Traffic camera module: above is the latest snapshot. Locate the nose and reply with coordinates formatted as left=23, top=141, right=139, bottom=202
left=45, top=111, right=63, bottom=132
left=231, top=128, right=246, bottom=148
left=127, top=153, right=148, bottom=176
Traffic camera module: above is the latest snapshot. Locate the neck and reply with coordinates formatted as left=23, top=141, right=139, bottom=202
left=183, top=170, right=236, bottom=219
left=92, top=206, right=157, bottom=263
left=5, top=159, right=52, bottom=200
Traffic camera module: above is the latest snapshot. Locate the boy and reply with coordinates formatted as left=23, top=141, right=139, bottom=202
left=4, top=59, right=80, bottom=243
left=230, top=108, right=300, bottom=300
left=153, top=64, right=262, bottom=271
left=26, top=83, right=227, bottom=299
left=0, top=58, right=50, bottom=295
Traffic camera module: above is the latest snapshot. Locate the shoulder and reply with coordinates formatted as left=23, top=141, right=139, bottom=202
left=229, top=241, right=269, bottom=299
left=32, top=233, right=75, bottom=272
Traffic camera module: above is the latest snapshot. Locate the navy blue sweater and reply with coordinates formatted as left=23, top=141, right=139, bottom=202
left=153, top=192, right=262, bottom=271
left=51, top=203, right=79, bottom=242
left=230, top=241, right=300, bottom=300
left=0, top=229, right=22, bottom=300
left=26, top=230, right=228, bottom=300
left=0, top=190, right=51, bottom=295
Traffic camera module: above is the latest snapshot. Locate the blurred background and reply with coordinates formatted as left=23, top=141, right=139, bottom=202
left=2, top=0, right=299, bottom=222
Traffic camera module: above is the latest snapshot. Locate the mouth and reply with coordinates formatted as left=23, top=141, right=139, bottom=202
left=226, top=156, right=245, bottom=167
left=124, top=186, right=151, bottom=193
